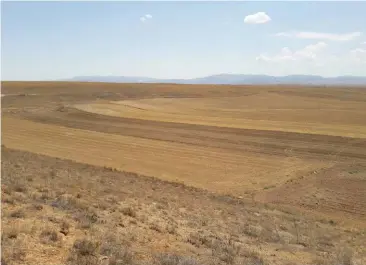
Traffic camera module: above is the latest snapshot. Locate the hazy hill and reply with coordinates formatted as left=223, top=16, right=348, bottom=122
left=65, top=74, right=366, bottom=85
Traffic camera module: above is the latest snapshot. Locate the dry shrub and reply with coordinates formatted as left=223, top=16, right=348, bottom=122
left=2, top=196, right=15, bottom=205
left=60, top=220, right=71, bottom=235
left=74, top=209, right=99, bottom=229
left=32, top=203, right=44, bottom=211
left=121, top=206, right=137, bottom=218
left=1, top=237, right=27, bottom=265
left=241, top=224, right=263, bottom=238
left=40, top=228, right=60, bottom=245
left=211, top=239, right=241, bottom=265
left=187, top=232, right=212, bottom=248
left=154, top=253, right=199, bottom=265
left=13, top=184, right=27, bottom=193
left=167, top=224, right=177, bottom=235
left=99, top=233, right=134, bottom=265
left=6, top=180, right=27, bottom=194
left=150, top=223, right=164, bottom=233
left=242, top=249, right=266, bottom=265
left=66, top=238, right=100, bottom=265
left=67, top=234, right=134, bottom=265
left=245, top=257, right=266, bottom=265
left=51, top=194, right=87, bottom=211
left=10, top=209, right=25, bottom=219
left=4, top=227, right=19, bottom=240
left=311, top=257, right=331, bottom=265
left=8, top=248, right=26, bottom=263
left=312, top=248, right=355, bottom=265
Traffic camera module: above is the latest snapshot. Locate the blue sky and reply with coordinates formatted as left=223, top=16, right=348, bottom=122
left=1, top=1, right=366, bottom=80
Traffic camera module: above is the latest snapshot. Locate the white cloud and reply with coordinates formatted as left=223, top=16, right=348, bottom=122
left=274, top=31, right=362, bottom=41
left=256, top=42, right=327, bottom=62
left=140, top=14, right=152, bottom=22
left=350, top=48, right=366, bottom=63
left=244, top=12, right=271, bottom=24
left=351, top=48, right=366, bottom=53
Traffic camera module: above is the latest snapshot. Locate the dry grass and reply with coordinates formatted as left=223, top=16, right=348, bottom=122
left=74, top=94, right=366, bottom=138
left=2, top=82, right=366, bottom=264
left=3, top=82, right=366, bottom=220
left=2, top=147, right=366, bottom=265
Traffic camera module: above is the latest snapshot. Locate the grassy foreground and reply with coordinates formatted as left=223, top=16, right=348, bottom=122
left=2, top=147, right=366, bottom=265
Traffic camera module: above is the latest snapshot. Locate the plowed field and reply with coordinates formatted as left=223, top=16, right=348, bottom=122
left=2, top=82, right=366, bottom=221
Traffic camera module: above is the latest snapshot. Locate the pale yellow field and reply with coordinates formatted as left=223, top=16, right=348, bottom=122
left=2, top=116, right=327, bottom=195
left=2, top=82, right=366, bottom=217
left=3, top=82, right=366, bottom=265
left=74, top=93, right=366, bottom=138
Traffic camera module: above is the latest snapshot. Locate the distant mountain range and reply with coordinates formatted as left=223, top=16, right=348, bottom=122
left=64, top=74, right=366, bottom=85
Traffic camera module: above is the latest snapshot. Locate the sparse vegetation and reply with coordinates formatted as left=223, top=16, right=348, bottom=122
left=66, top=239, right=100, bottom=265
left=121, top=206, right=137, bottom=218
left=40, top=228, right=60, bottom=245
left=2, top=82, right=366, bottom=265
left=9, top=209, right=25, bottom=219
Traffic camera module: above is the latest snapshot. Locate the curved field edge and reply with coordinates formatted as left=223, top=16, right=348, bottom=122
left=73, top=100, right=366, bottom=139
left=1, top=116, right=327, bottom=195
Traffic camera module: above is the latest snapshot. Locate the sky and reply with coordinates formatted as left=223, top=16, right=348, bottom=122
left=1, top=1, right=366, bottom=81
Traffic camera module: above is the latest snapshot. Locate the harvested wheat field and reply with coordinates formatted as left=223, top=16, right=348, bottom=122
left=2, top=81, right=366, bottom=265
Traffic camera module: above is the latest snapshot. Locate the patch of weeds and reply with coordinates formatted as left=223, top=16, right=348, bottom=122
left=51, top=194, right=79, bottom=210
left=32, top=203, right=44, bottom=211
left=245, top=256, right=266, bottom=265
left=329, top=219, right=337, bottom=226
left=5, top=228, right=19, bottom=240
left=12, top=183, right=27, bottom=193
left=10, top=248, right=26, bottom=263
left=200, top=218, right=208, bottom=226
left=241, top=224, right=262, bottom=238
left=39, top=192, right=51, bottom=202
left=149, top=223, right=163, bottom=233
left=242, top=249, right=266, bottom=265
left=154, top=253, right=199, bottom=265
left=105, top=195, right=118, bottom=204
left=66, top=238, right=100, bottom=265
left=75, top=209, right=99, bottom=229
left=167, top=224, right=177, bottom=235
left=99, top=234, right=134, bottom=265
left=50, top=169, right=57, bottom=178
left=120, top=207, right=137, bottom=218
left=60, top=220, right=71, bottom=236
left=10, top=209, right=25, bottom=219
left=311, top=257, right=331, bottom=265
left=2, top=197, right=15, bottom=205
left=96, top=201, right=109, bottom=211
left=40, top=228, right=60, bottom=245
left=26, top=176, right=33, bottom=182
left=187, top=232, right=212, bottom=248
left=212, top=239, right=240, bottom=265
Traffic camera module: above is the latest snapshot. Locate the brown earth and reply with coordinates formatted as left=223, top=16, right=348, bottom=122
left=2, top=81, right=366, bottom=265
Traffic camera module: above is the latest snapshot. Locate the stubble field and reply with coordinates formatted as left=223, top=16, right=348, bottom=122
left=2, top=81, right=366, bottom=265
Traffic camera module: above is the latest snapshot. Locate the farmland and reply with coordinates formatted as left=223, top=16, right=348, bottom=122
left=2, top=81, right=366, bottom=265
